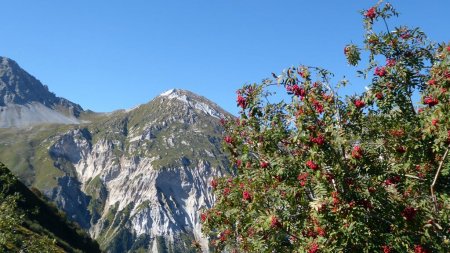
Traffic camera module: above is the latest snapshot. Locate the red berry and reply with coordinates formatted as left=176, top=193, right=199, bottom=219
left=364, top=7, right=377, bottom=19
left=375, top=66, right=387, bottom=77
left=384, top=175, right=401, bottom=186
left=270, top=216, right=280, bottom=228
left=386, top=59, right=396, bottom=67
left=224, top=136, right=233, bottom=144
left=306, top=160, right=319, bottom=170
left=400, top=32, right=411, bottom=40
left=242, top=191, right=252, bottom=201
left=286, top=84, right=306, bottom=98
left=313, top=100, right=324, bottom=113
left=401, top=206, right=417, bottom=221
left=375, top=92, right=384, bottom=100
left=297, top=173, right=309, bottom=187
left=308, top=243, right=319, bottom=253
left=382, top=245, right=392, bottom=253
left=210, top=179, right=218, bottom=189
left=396, top=146, right=406, bottom=153
left=414, top=245, right=429, bottom=253
left=351, top=145, right=363, bottom=159
left=316, top=226, right=326, bottom=237
left=260, top=161, right=269, bottom=168
left=423, top=96, right=438, bottom=107
left=237, top=95, right=247, bottom=109
left=200, top=213, right=208, bottom=222
left=223, top=188, right=231, bottom=196
left=310, top=135, right=325, bottom=145
left=354, top=99, right=365, bottom=109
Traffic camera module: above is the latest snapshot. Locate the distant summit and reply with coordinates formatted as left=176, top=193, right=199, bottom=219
left=0, top=57, right=83, bottom=127
left=157, top=88, right=227, bottom=119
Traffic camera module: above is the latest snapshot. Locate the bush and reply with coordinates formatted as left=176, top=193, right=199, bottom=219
left=202, top=2, right=450, bottom=252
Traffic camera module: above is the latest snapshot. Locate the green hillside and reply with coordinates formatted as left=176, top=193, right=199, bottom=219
left=0, top=162, right=101, bottom=253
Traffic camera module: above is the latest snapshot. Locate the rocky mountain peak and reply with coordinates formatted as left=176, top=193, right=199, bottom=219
left=156, top=88, right=227, bottom=119
left=0, top=56, right=83, bottom=127
left=1, top=56, right=53, bottom=106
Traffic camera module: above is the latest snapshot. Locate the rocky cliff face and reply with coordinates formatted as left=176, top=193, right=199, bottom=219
left=0, top=57, right=83, bottom=127
left=1, top=86, right=231, bottom=252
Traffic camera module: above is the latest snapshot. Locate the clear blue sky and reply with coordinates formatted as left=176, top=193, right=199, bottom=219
left=2, top=1, right=449, bottom=115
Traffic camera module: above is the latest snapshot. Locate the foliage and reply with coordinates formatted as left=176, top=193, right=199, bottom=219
left=0, top=167, right=61, bottom=252
left=0, top=162, right=101, bottom=252
left=202, top=2, right=450, bottom=252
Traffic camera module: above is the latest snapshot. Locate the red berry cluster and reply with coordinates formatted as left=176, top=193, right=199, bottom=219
left=286, top=84, right=306, bottom=99
left=242, top=191, right=252, bottom=201
left=401, top=206, right=417, bottom=221
left=364, top=7, right=377, bottom=20
left=414, top=245, right=429, bottom=253
left=354, top=99, right=366, bottom=109
left=351, top=145, right=363, bottom=159
left=270, top=216, right=280, bottom=228
left=423, top=96, right=438, bottom=107
left=237, top=95, right=247, bottom=109
left=310, top=135, right=325, bottom=146
left=375, top=66, right=387, bottom=77
left=306, top=160, right=319, bottom=170
left=297, top=173, right=309, bottom=187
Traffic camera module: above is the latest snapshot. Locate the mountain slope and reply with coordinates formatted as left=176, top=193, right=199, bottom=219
left=0, top=57, right=83, bottom=127
left=0, top=162, right=101, bottom=252
left=0, top=86, right=232, bottom=252
left=51, top=89, right=231, bottom=252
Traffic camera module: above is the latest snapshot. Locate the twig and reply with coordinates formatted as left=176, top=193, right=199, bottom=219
left=382, top=17, right=392, bottom=38
left=405, top=174, right=423, bottom=180
left=431, top=144, right=450, bottom=212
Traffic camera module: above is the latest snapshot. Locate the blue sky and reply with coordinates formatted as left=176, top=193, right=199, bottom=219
left=2, top=1, right=449, bottom=115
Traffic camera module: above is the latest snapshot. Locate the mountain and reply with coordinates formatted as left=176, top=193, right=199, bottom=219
left=0, top=57, right=83, bottom=128
left=0, top=162, right=101, bottom=252
left=0, top=57, right=232, bottom=252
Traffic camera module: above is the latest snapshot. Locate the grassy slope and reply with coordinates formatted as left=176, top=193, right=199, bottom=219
left=0, top=162, right=101, bottom=252
left=0, top=125, right=70, bottom=188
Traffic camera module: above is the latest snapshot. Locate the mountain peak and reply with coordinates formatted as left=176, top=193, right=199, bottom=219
left=1, top=56, right=54, bottom=105
left=159, top=88, right=199, bottom=98
left=159, top=88, right=178, bottom=96
left=0, top=56, right=19, bottom=68
left=156, top=88, right=228, bottom=119
left=0, top=56, right=83, bottom=127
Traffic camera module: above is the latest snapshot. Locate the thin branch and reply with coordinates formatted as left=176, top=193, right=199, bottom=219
left=431, top=144, right=450, bottom=212
left=405, top=174, right=423, bottom=180
left=382, top=17, right=392, bottom=38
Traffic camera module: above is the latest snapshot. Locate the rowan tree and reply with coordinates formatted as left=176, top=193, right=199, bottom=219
left=202, top=1, right=449, bottom=252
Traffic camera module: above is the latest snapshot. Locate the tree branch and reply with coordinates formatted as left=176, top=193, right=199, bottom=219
left=431, top=144, right=450, bottom=212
